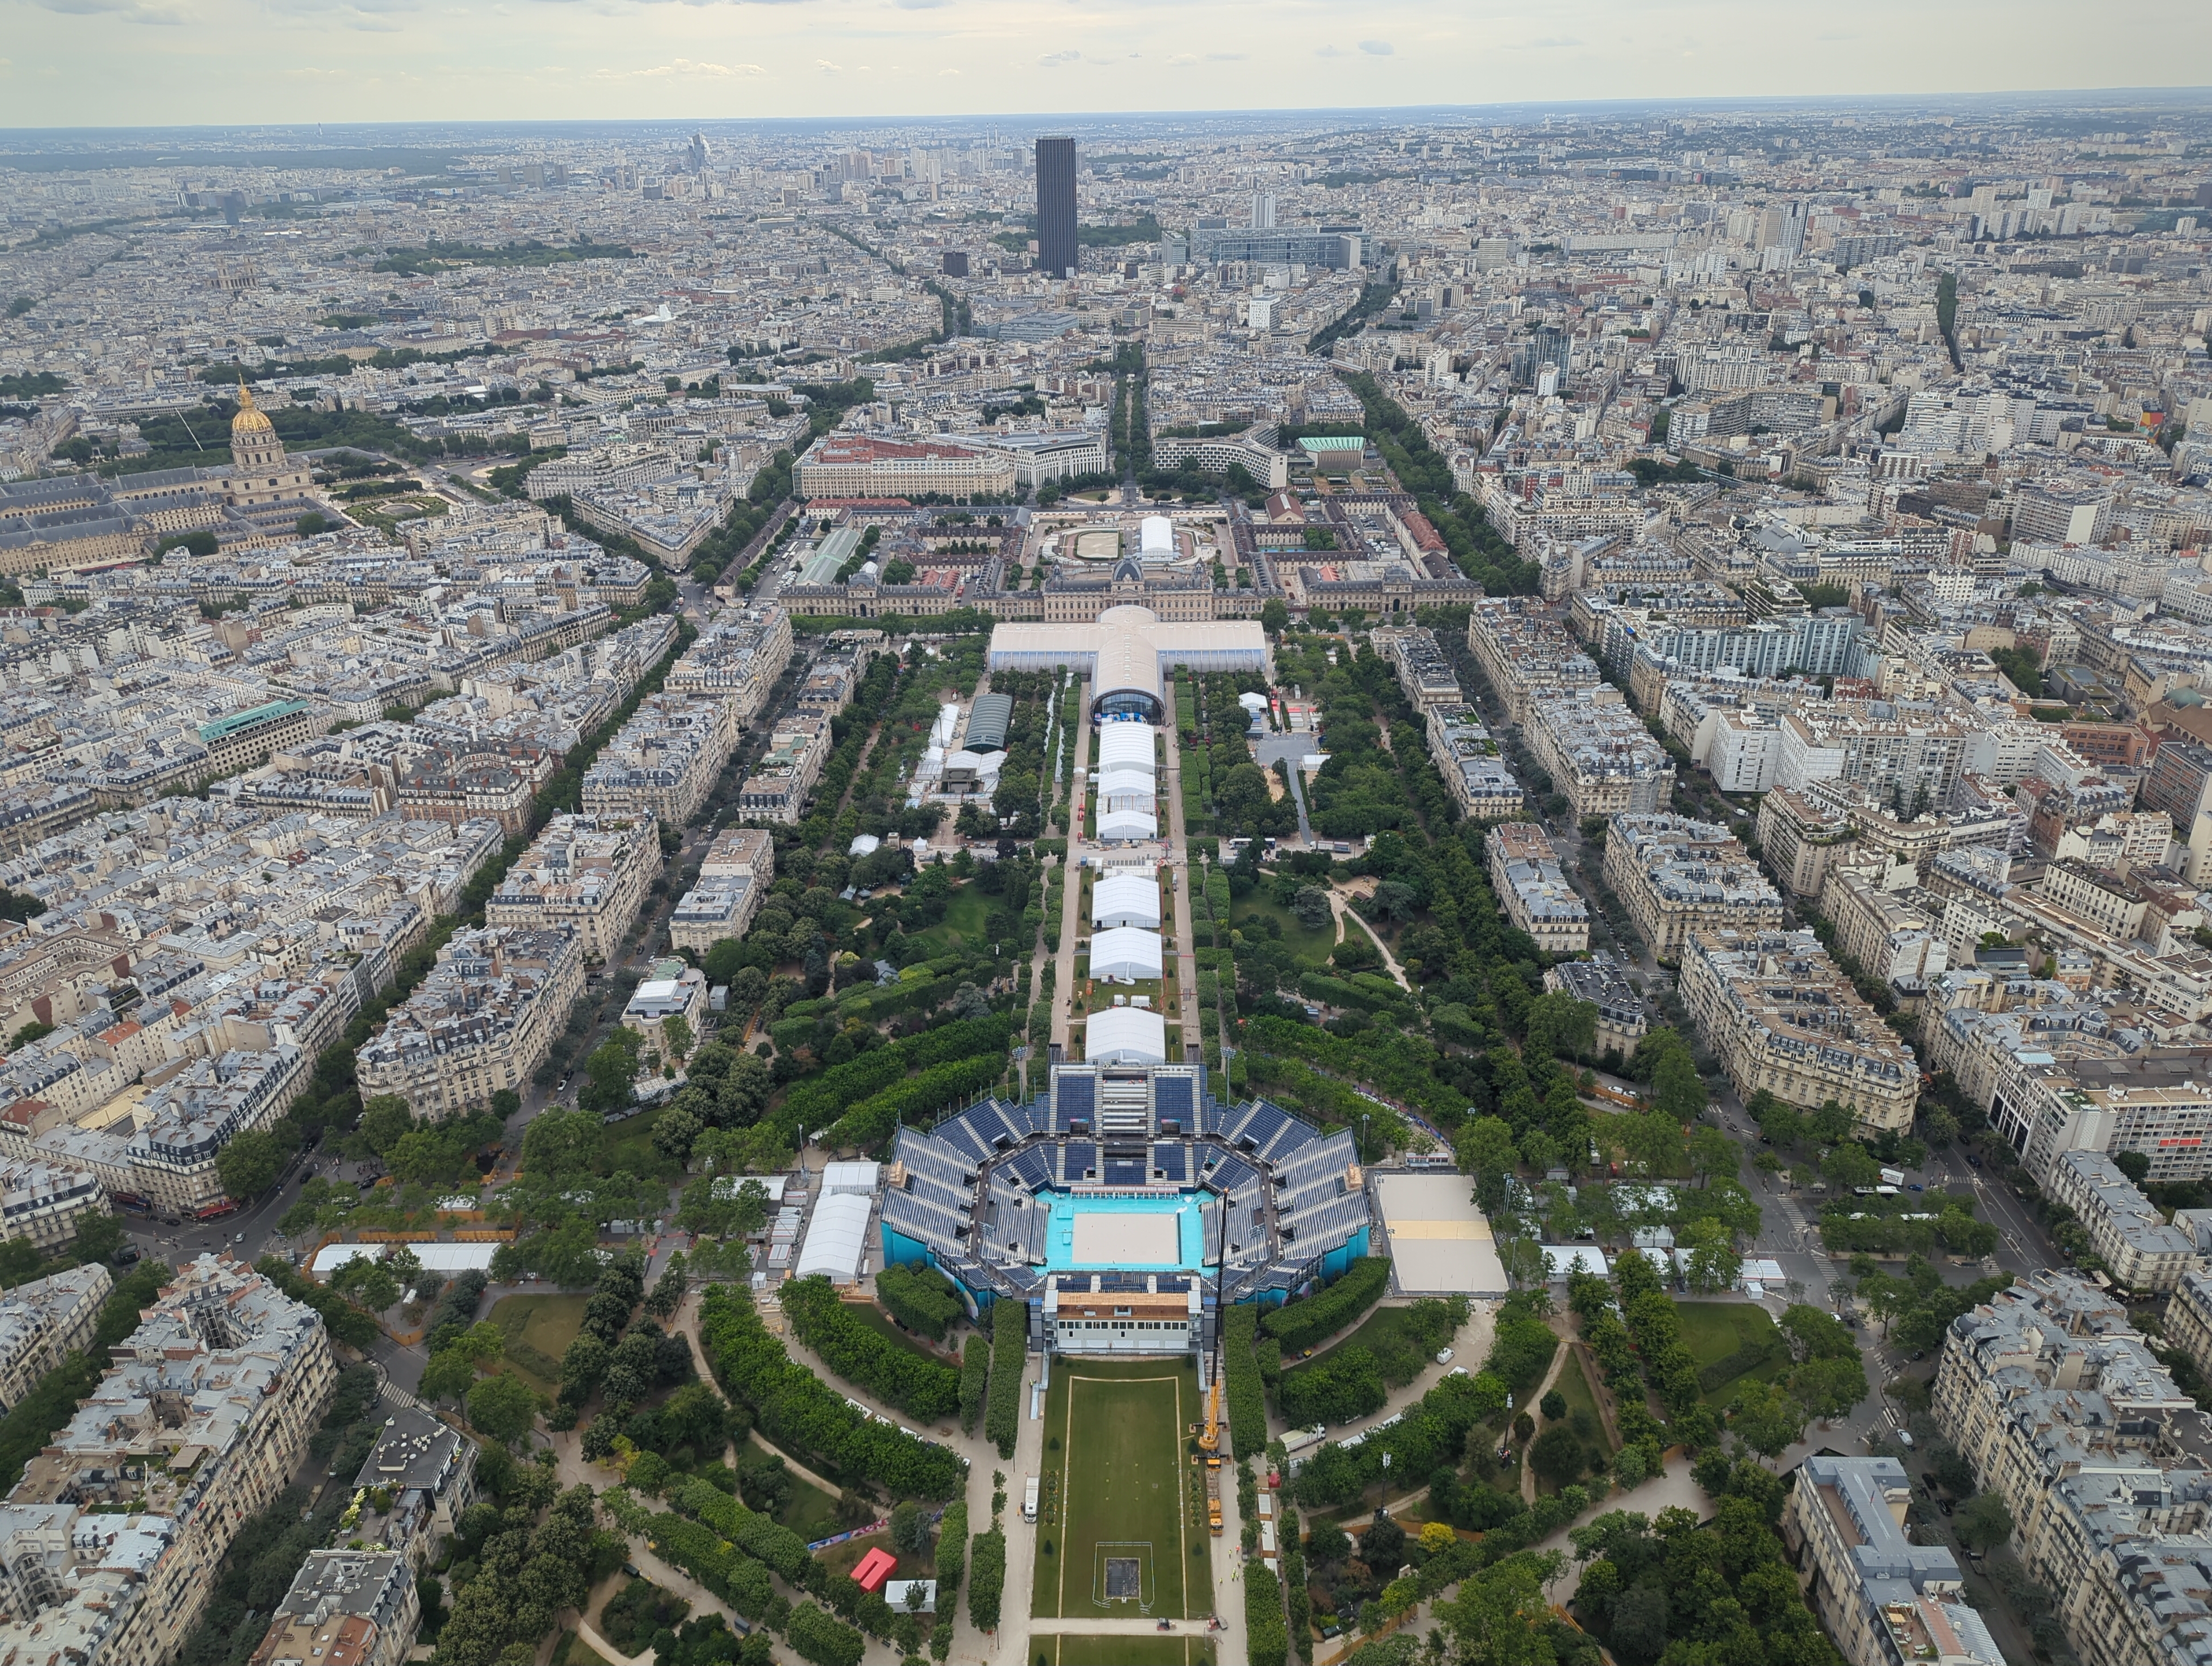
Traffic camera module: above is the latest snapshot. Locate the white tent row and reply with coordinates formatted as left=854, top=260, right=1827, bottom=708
left=1097, top=765, right=1155, bottom=813
left=1090, top=926, right=1164, bottom=981
left=1086, top=1005, right=1167, bottom=1065
left=1092, top=871, right=1163, bottom=930
left=1098, top=809, right=1160, bottom=843
left=312, top=1242, right=499, bottom=1279
left=795, top=1191, right=873, bottom=1282
left=1095, top=722, right=1159, bottom=778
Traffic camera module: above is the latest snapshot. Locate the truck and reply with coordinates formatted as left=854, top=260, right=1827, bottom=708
left=1022, top=1476, right=1040, bottom=1524
left=1880, top=1167, right=1907, bottom=1187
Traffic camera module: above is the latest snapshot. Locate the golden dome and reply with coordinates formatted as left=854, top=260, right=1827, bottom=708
left=230, top=380, right=274, bottom=437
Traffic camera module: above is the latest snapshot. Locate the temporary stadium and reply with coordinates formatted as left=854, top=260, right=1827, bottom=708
left=880, top=1062, right=1372, bottom=1353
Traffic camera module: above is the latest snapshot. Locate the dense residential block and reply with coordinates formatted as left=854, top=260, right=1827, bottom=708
left=484, top=813, right=663, bottom=965
left=1601, top=812, right=1782, bottom=963
left=1484, top=823, right=1588, bottom=955
left=354, top=926, right=584, bottom=1119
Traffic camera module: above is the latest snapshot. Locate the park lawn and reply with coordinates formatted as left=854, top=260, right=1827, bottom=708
left=1231, top=892, right=1338, bottom=967
left=596, top=1107, right=684, bottom=1181
left=844, top=1300, right=959, bottom=1370
left=775, top=1470, right=846, bottom=1542
left=816, top=1526, right=939, bottom=1581
left=1675, top=1302, right=1786, bottom=1405
left=1044, top=1637, right=1215, bottom=1664
left=910, top=886, right=990, bottom=956
left=1033, top=1359, right=1212, bottom=1622
left=486, top=1292, right=590, bottom=1397
left=1548, top=1345, right=1616, bottom=1454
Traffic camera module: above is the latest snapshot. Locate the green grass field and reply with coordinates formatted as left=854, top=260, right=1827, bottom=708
left=1675, top=1302, right=1784, bottom=1405
left=1032, top=1359, right=1213, bottom=1622
left=1232, top=893, right=1338, bottom=966
left=1549, top=1344, right=1615, bottom=1453
left=911, top=887, right=989, bottom=955
left=486, top=1292, right=589, bottom=1396
left=1040, top=1637, right=1216, bottom=1664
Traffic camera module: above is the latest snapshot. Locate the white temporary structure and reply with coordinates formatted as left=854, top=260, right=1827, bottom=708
left=822, top=1161, right=883, bottom=1195
left=1095, top=722, right=1159, bottom=777
left=1089, top=926, right=1164, bottom=981
left=1087, top=1005, right=1167, bottom=1065
left=795, top=1191, right=873, bottom=1282
left=312, top=1242, right=498, bottom=1279
left=989, top=606, right=1271, bottom=724
left=1097, top=765, right=1155, bottom=811
left=1092, top=871, right=1163, bottom=931
left=1097, top=808, right=1160, bottom=844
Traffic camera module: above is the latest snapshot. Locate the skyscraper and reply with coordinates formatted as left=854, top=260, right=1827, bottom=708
left=1036, top=136, right=1077, bottom=278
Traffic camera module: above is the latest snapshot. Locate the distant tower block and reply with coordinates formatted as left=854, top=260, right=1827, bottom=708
left=1036, top=135, right=1077, bottom=279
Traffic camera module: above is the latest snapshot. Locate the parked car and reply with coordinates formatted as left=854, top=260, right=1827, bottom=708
left=1965, top=1154, right=1983, bottom=1168
left=1435, top=1348, right=1455, bottom=1366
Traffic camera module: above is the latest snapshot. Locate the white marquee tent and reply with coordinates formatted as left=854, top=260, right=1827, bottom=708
left=1087, top=1005, right=1167, bottom=1065
left=1096, top=722, right=1159, bottom=777
left=1092, top=871, right=1163, bottom=931
left=1090, top=926, right=1164, bottom=981
left=795, top=1191, right=873, bottom=1283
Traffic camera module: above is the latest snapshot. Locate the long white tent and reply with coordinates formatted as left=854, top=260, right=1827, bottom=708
left=1086, top=1005, right=1167, bottom=1065
left=1090, top=926, right=1164, bottom=981
left=795, top=1191, right=872, bottom=1282
left=1092, top=871, right=1163, bottom=931
left=1095, top=721, right=1159, bottom=777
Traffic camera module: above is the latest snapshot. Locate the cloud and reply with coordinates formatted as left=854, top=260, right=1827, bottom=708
left=1358, top=37, right=1392, bottom=53
left=618, top=55, right=764, bottom=74
left=1037, top=48, right=1081, bottom=65
left=1315, top=43, right=1342, bottom=55
left=30, top=0, right=189, bottom=20
left=895, top=0, right=948, bottom=8
left=815, top=56, right=840, bottom=69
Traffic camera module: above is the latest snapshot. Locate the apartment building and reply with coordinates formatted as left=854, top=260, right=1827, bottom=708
left=0, top=1262, right=110, bottom=1412
left=1756, top=785, right=1860, bottom=898
left=1373, top=625, right=1464, bottom=712
left=1679, top=927, right=1920, bottom=1134
left=1933, top=1271, right=2212, bottom=1666
left=1525, top=690, right=1675, bottom=820
left=1464, top=598, right=1602, bottom=723
left=1774, top=707, right=1969, bottom=813
left=354, top=926, right=583, bottom=1120
left=623, top=959, right=710, bottom=1056
left=668, top=826, right=775, bottom=955
left=1602, top=813, right=1782, bottom=963
left=2043, top=1150, right=2202, bottom=1292
left=1818, top=867, right=1951, bottom=990
left=1786, top=1456, right=2001, bottom=1666
left=1423, top=706, right=1524, bottom=822
left=736, top=713, right=832, bottom=824
left=664, top=604, right=793, bottom=730
left=0, top=1254, right=336, bottom=1666
left=2165, top=1268, right=2212, bottom=1390
left=248, top=1551, right=419, bottom=1666
left=0, top=1153, right=108, bottom=1252
left=1541, top=953, right=1648, bottom=1060
left=1483, top=824, right=1588, bottom=955
left=484, top=813, right=662, bottom=965
left=581, top=694, right=732, bottom=827
left=349, top=1406, right=479, bottom=1567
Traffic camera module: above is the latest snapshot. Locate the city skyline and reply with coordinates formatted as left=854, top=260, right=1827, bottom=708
left=0, top=0, right=2209, bottom=128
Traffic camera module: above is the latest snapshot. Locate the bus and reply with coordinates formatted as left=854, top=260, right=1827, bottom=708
left=192, top=1200, right=240, bottom=1222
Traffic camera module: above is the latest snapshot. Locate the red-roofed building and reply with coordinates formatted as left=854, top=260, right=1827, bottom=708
left=851, top=1548, right=897, bottom=1593
left=796, top=437, right=1014, bottom=501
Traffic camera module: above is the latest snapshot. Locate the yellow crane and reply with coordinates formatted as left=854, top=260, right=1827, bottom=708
left=1199, top=1371, right=1221, bottom=1452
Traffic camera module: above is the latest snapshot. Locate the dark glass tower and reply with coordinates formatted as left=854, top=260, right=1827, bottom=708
left=1035, top=135, right=1077, bottom=278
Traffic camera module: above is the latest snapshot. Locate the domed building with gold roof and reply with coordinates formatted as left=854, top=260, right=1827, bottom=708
left=223, top=383, right=314, bottom=507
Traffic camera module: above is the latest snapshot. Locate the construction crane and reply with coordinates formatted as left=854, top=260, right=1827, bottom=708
left=1199, top=1372, right=1221, bottom=1452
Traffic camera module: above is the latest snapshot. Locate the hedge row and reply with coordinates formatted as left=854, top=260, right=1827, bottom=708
left=696, top=1285, right=966, bottom=1499
left=937, top=1499, right=968, bottom=1605
left=874, top=1261, right=964, bottom=1343
left=823, top=1052, right=1011, bottom=1152
left=1245, top=1560, right=1289, bottom=1666
left=641, top=1510, right=780, bottom=1622
left=670, top=1476, right=811, bottom=1581
left=959, top=1336, right=989, bottom=1432
left=785, top=1601, right=866, bottom=1666
left=984, top=1298, right=1025, bottom=1458
left=1260, top=1257, right=1390, bottom=1354
left=780, top=1014, right=1011, bottom=1130
left=779, top=1275, right=960, bottom=1420
left=1221, top=1304, right=1269, bottom=1458
left=967, top=1526, right=1006, bottom=1631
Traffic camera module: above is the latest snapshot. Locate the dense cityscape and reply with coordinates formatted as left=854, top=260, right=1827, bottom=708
left=1, top=88, right=2211, bottom=1666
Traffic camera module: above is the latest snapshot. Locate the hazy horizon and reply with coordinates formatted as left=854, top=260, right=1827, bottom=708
left=3, top=0, right=2211, bottom=132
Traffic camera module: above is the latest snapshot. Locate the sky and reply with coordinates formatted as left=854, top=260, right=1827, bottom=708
left=0, top=0, right=2208, bottom=130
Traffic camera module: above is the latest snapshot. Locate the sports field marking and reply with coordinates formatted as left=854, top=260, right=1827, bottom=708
left=1055, top=1371, right=1190, bottom=1620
